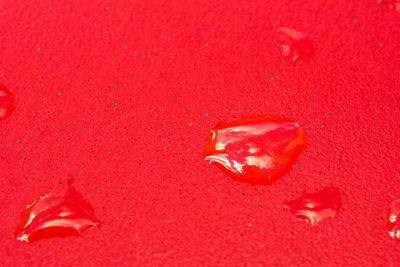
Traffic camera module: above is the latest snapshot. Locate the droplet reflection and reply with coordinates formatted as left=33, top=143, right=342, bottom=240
left=284, top=187, right=341, bottom=226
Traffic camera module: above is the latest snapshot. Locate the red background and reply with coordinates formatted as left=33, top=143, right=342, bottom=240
left=1, top=0, right=400, bottom=265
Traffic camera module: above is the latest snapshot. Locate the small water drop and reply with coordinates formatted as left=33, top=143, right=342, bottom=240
left=277, top=27, right=314, bottom=63
left=377, top=0, right=400, bottom=11
left=15, top=177, right=100, bottom=243
left=284, top=187, right=341, bottom=226
left=386, top=199, right=400, bottom=239
left=0, top=85, right=15, bottom=121
left=203, top=115, right=307, bottom=185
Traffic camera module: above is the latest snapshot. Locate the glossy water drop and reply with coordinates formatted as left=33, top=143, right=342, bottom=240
left=277, top=27, right=314, bottom=63
left=0, top=85, right=15, bottom=121
left=377, top=0, right=400, bottom=11
left=15, top=178, right=100, bottom=243
left=284, top=187, right=341, bottom=226
left=386, top=199, right=400, bottom=239
left=203, top=115, right=306, bottom=185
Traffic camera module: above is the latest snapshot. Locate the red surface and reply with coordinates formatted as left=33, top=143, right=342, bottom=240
left=284, top=187, right=341, bottom=226
left=0, top=0, right=400, bottom=265
left=15, top=178, right=99, bottom=243
left=203, top=115, right=306, bottom=185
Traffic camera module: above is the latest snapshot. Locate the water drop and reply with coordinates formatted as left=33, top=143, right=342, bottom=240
left=203, top=115, right=307, bottom=185
left=0, top=85, right=15, bottom=121
left=15, top=178, right=100, bottom=243
left=277, top=27, right=314, bottom=63
left=377, top=0, right=400, bottom=11
left=284, top=187, right=341, bottom=226
left=386, top=199, right=400, bottom=239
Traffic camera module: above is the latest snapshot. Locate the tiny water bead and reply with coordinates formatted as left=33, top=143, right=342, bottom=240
left=284, top=187, right=341, bottom=226
left=277, top=27, right=314, bottom=63
left=386, top=199, right=400, bottom=239
left=15, top=178, right=100, bottom=243
left=203, top=115, right=306, bottom=185
left=0, top=85, right=15, bottom=121
left=377, top=0, right=400, bottom=11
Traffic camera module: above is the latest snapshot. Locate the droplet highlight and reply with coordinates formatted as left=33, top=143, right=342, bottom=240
left=15, top=178, right=100, bottom=243
left=284, top=187, right=341, bottom=226
left=0, top=85, right=15, bottom=121
left=377, top=0, right=400, bottom=11
left=277, top=27, right=314, bottom=63
left=386, top=199, right=400, bottom=239
left=203, top=115, right=307, bottom=185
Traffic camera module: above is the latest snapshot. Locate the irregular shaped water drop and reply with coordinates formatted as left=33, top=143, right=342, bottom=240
left=284, top=187, right=341, bottom=226
left=277, top=27, right=314, bottom=63
left=203, top=115, right=306, bottom=185
left=386, top=199, right=400, bottom=239
left=15, top=178, right=100, bottom=243
left=0, top=85, right=15, bottom=121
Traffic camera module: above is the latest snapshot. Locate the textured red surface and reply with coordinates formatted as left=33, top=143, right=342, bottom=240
left=0, top=0, right=399, bottom=265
